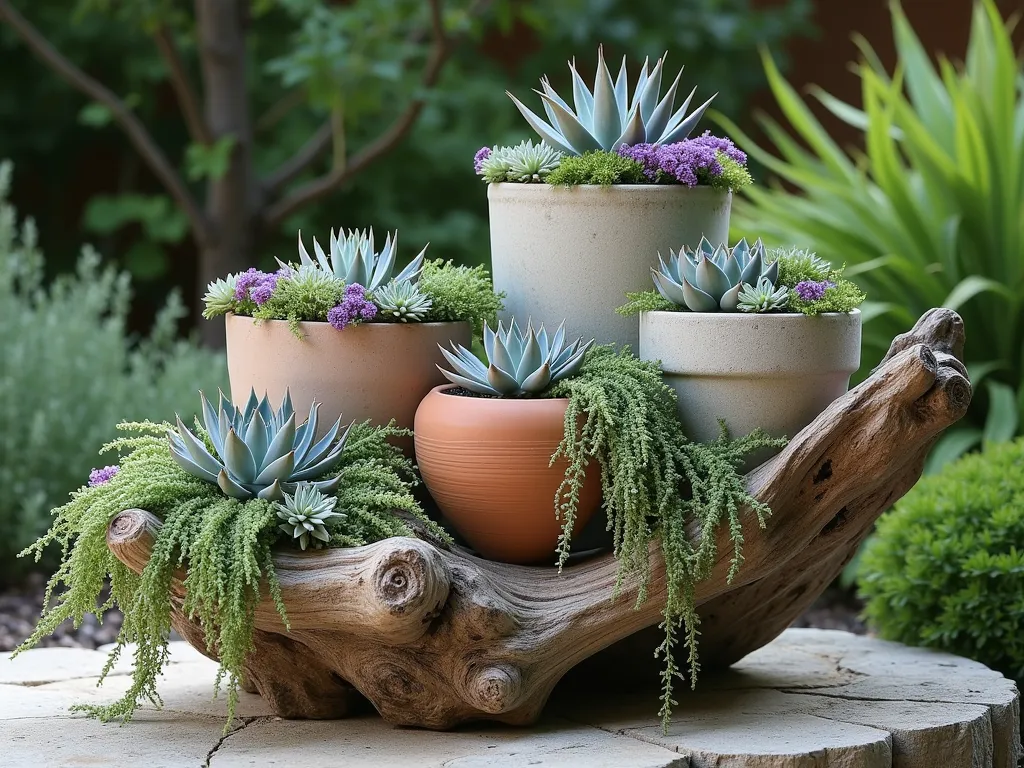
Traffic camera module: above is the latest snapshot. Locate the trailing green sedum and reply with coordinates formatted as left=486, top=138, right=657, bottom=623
left=653, top=237, right=780, bottom=312
left=296, top=228, right=425, bottom=291
left=168, top=390, right=349, bottom=501
left=438, top=319, right=593, bottom=396
left=508, top=45, right=715, bottom=155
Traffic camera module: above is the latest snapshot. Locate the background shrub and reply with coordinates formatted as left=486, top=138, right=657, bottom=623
left=0, top=162, right=227, bottom=586
left=857, top=437, right=1024, bottom=681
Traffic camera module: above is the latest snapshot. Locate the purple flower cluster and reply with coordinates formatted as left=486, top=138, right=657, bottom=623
left=327, top=283, right=378, bottom=330
left=793, top=280, right=835, bottom=301
left=89, top=465, right=119, bottom=487
left=617, top=132, right=747, bottom=187
left=473, top=146, right=492, bottom=174
left=234, top=268, right=279, bottom=306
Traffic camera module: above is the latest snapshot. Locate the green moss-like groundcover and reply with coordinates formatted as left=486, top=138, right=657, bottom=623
left=15, top=419, right=446, bottom=729
left=18, top=347, right=780, bottom=734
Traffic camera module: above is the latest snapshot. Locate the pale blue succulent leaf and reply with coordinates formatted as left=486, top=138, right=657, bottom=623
left=645, top=66, right=684, bottom=141
left=224, top=428, right=257, bottom=484
left=489, top=334, right=518, bottom=380
left=293, top=402, right=319, bottom=466
left=439, top=344, right=489, bottom=381
left=243, top=409, right=270, bottom=467
left=613, top=54, right=629, bottom=119
left=652, top=270, right=688, bottom=306
left=218, top=469, right=253, bottom=499
left=302, top=416, right=342, bottom=469
left=482, top=321, right=496, bottom=362
left=174, top=416, right=224, bottom=477
left=297, top=232, right=315, bottom=266
left=255, top=478, right=283, bottom=501
left=613, top=104, right=647, bottom=149
left=720, top=281, right=744, bottom=311
left=261, top=412, right=296, bottom=473
left=661, top=93, right=717, bottom=143
left=722, top=254, right=742, bottom=285
left=695, top=255, right=733, bottom=301
left=592, top=46, right=622, bottom=149
left=659, top=85, right=696, bottom=139
left=516, top=328, right=544, bottom=381
left=520, top=362, right=552, bottom=393
left=630, top=57, right=650, bottom=114
left=538, top=92, right=602, bottom=153
left=255, top=451, right=296, bottom=486
left=764, top=259, right=780, bottom=285
left=739, top=248, right=764, bottom=284
left=199, top=391, right=223, bottom=456
left=681, top=276, right=720, bottom=312
left=167, top=444, right=219, bottom=483
left=487, top=363, right=522, bottom=395
left=438, top=366, right=501, bottom=396
left=640, top=54, right=666, bottom=122
left=506, top=92, right=576, bottom=155
left=568, top=60, right=594, bottom=126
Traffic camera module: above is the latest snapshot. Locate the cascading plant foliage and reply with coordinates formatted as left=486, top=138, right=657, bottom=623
left=618, top=241, right=865, bottom=317
left=436, top=334, right=782, bottom=728
left=547, top=346, right=783, bottom=729
left=202, top=227, right=504, bottom=339
left=14, top=394, right=449, bottom=730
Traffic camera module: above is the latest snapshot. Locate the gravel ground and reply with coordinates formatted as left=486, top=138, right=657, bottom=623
left=0, top=572, right=123, bottom=652
left=1, top=573, right=866, bottom=653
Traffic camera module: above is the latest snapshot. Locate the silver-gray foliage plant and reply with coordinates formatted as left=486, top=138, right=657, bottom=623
left=508, top=45, right=715, bottom=155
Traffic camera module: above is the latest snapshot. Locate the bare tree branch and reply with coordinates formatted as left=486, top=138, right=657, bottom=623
left=255, top=87, right=307, bottom=134
left=153, top=24, right=213, bottom=146
left=0, top=1, right=211, bottom=245
left=262, top=120, right=332, bottom=195
left=262, top=0, right=455, bottom=229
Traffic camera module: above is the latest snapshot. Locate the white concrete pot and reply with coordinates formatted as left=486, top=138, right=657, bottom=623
left=225, top=314, right=471, bottom=444
left=639, top=310, right=862, bottom=447
left=488, top=184, right=731, bottom=350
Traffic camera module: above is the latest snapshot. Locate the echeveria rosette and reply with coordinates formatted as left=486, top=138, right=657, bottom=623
left=653, top=237, right=780, bottom=312
left=167, top=389, right=350, bottom=501
left=475, top=140, right=563, bottom=183
left=438, top=318, right=594, bottom=396
left=275, top=484, right=342, bottom=551
left=373, top=279, right=432, bottom=322
left=202, top=274, right=238, bottom=319
left=507, top=45, right=715, bottom=155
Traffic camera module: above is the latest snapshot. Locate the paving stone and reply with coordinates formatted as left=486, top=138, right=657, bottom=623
left=208, top=717, right=688, bottom=768
left=1, top=629, right=1019, bottom=768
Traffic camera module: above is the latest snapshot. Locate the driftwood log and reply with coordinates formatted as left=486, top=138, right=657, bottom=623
left=106, top=308, right=971, bottom=730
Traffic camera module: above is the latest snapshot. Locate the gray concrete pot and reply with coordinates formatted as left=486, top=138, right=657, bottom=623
left=639, top=310, right=862, bottom=448
left=488, top=183, right=731, bottom=351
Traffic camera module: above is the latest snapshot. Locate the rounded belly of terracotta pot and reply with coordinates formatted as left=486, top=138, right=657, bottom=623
left=414, top=386, right=602, bottom=565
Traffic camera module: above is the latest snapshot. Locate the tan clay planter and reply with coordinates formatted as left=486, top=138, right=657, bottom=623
left=414, top=385, right=602, bottom=564
left=639, top=310, right=862, bottom=448
left=488, top=183, right=731, bottom=351
left=225, top=314, right=471, bottom=440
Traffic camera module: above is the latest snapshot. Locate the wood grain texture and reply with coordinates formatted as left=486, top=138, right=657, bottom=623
left=106, top=308, right=971, bottom=729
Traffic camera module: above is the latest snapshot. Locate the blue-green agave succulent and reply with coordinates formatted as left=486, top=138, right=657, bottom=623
left=439, top=319, right=593, bottom=396
left=507, top=45, right=715, bottom=156
left=168, top=389, right=350, bottom=501
left=297, top=228, right=425, bottom=291
left=652, top=237, right=780, bottom=312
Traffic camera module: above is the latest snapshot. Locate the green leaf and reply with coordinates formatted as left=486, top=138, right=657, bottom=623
left=942, top=276, right=1015, bottom=310
left=924, top=428, right=982, bottom=474
left=185, top=135, right=237, bottom=182
left=77, top=102, right=113, bottom=128
left=983, top=381, right=1019, bottom=444
left=124, top=241, right=169, bottom=282
left=82, top=194, right=188, bottom=243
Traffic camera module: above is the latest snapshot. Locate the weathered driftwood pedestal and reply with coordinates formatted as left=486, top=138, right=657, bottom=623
left=105, top=309, right=985, bottom=743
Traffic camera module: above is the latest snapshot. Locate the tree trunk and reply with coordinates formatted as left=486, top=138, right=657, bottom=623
left=196, top=0, right=254, bottom=348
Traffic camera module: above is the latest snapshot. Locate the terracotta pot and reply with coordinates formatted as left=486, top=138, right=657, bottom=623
left=488, top=183, right=732, bottom=350
left=639, top=310, right=862, bottom=463
left=225, top=315, right=471, bottom=445
left=414, top=385, right=602, bottom=565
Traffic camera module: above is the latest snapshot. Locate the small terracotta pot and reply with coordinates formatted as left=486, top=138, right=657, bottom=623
left=225, top=314, right=471, bottom=450
left=414, top=386, right=602, bottom=565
